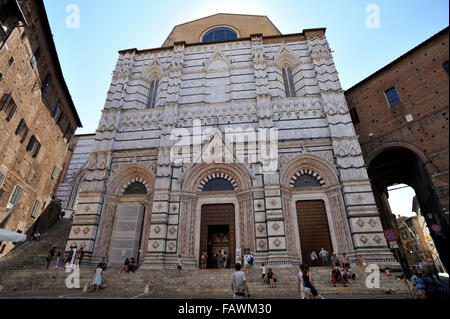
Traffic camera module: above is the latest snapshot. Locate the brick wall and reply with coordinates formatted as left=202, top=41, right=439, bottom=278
left=345, top=27, right=449, bottom=215
left=0, top=0, right=80, bottom=256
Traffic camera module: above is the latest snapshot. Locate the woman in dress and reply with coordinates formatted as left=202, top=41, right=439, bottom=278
left=90, top=264, right=103, bottom=292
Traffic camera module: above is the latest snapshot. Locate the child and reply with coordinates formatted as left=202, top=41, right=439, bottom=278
left=261, top=263, right=266, bottom=283
left=177, top=255, right=183, bottom=273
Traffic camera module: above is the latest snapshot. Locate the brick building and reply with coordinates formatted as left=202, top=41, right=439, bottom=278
left=0, top=0, right=82, bottom=256
left=397, top=215, right=432, bottom=267
left=345, top=27, right=449, bottom=271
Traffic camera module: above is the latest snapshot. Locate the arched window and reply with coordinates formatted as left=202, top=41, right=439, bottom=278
left=202, top=27, right=237, bottom=43
left=147, top=79, right=159, bottom=108
left=282, top=65, right=296, bottom=98
left=202, top=178, right=235, bottom=192
left=124, top=182, right=147, bottom=195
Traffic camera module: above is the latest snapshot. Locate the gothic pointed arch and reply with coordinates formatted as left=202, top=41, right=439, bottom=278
left=67, top=163, right=88, bottom=209
left=204, top=49, right=232, bottom=72
left=273, top=43, right=300, bottom=69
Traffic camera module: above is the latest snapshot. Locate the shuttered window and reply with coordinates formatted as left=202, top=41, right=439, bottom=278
left=31, top=200, right=40, bottom=218
left=0, top=170, right=5, bottom=187
left=9, top=185, right=23, bottom=206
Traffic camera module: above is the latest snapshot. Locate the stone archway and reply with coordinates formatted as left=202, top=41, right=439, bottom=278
left=367, top=147, right=449, bottom=272
left=177, top=163, right=253, bottom=268
left=280, top=154, right=354, bottom=263
left=93, top=164, right=155, bottom=265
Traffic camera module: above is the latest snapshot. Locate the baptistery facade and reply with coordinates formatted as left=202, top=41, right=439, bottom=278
left=60, top=14, right=397, bottom=268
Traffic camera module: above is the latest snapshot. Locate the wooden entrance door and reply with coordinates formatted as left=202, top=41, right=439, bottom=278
left=296, top=200, right=333, bottom=266
left=200, top=204, right=235, bottom=269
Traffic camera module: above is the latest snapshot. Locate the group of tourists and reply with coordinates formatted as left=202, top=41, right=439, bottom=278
left=410, top=262, right=449, bottom=299
left=46, top=246, right=84, bottom=270
left=120, top=257, right=137, bottom=274
left=260, top=263, right=276, bottom=288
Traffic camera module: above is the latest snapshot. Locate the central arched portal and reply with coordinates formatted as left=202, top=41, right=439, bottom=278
left=200, top=203, right=236, bottom=269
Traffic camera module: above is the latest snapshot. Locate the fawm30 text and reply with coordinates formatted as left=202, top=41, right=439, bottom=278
left=223, top=303, right=272, bottom=314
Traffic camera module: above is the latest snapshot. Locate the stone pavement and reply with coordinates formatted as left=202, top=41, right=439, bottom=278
left=0, top=290, right=415, bottom=299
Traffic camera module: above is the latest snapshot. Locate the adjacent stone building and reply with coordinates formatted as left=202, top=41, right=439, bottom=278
left=0, top=0, right=82, bottom=256
left=345, top=27, right=449, bottom=271
left=59, top=13, right=396, bottom=269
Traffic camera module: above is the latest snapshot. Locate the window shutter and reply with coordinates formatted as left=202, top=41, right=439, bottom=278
left=15, top=119, right=25, bottom=135
left=31, top=200, right=41, bottom=218
left=0, top=171, right=5, bottom=187
left=10, top=186, right=23, bottom=206
left=6, top=103, right=17, bottom=121
left=1, top=93, right=12, bottom=112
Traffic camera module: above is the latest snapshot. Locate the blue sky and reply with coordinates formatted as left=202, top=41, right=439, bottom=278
left=43, top=0, right=449, bottom=134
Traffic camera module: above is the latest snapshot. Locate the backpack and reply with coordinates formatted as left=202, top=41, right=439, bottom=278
left=248, top=255, right=254, bottom=265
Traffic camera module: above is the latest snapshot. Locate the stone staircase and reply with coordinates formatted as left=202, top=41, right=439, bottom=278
left=0, top=219, right=411, bottom=296
left=0, top=265, right=411, bottom=296
left=0, top=218, right=72, bottom=269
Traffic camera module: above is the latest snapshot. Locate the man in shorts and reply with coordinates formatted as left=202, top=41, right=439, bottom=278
left=231, top=263, right=250, bottom=299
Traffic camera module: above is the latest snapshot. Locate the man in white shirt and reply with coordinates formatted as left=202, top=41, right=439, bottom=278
left=319, top=248, right=329, bottom=267
left=231, top=263, right=250, bottom=299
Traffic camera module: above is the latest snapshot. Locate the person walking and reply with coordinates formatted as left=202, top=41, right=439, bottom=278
left=230, top=263, right=250, bottom=299
left=319, top=248, right=329, bottom=267
left=56, top=249, right=65, bottom=270
left=267, top=268, right=275, bottom=288
left=311, top=250, right=318, bottom=267
left=303, top=265, right=319, bottom=299
left=297, top=264, right=307, bottom=299
left=46, top=247, right=56, bottom=269
left=222, top=252, right=228, bottom=269
left=261, top=263, right=267, bottom=283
